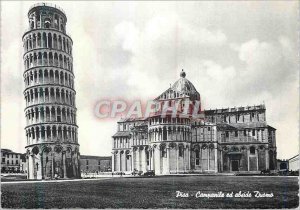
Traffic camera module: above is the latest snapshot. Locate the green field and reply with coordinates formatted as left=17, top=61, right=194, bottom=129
left=1, top=176, right=299, bottom=209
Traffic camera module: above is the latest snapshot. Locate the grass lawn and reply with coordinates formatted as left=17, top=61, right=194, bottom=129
left=1, top=176, right=299, bottom=209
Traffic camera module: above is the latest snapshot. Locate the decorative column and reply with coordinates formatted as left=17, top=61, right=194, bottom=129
left=131, top=150, right=135, bottom=172
left=155, top=146, right=161, bottom=174
left=123, top=152, right=127, bottom=172
left=26, top=155, right=30, bottom=179
left=51, top=152, right=54, bottom=178
left=62, top=151, right=67, bottom=178
left=151, top=149, right=154, bottom=171
left=183, top=146, right=186, bottom=172
left=28, top=154, right=33, bottom=179
left=142, top=148, right=147, bottom=172
left=256, top=148, right=259, bottom=171
left=247, top=148, right=250, bottom=171
left=176, top=145, right=179, bottom=173
left=37, top=152, right=43, bottom=179
left=214, top=145, right=218, bottom=173
left=265, top=148, right=269, bottom=170
left=136, top=148, right=140, bottom=171
left=32, top=154, right=36, bottom=179
left=207, top=147, right=210, bottom=171
left=186, top=146, right=191, bottom=170
left=220, top=149, right=223, bottom=172
left=112, top=151, right=115, bottom=172
left=118, top=151, right=121, bottom=171
left=166, top=145, right=170, bottom=174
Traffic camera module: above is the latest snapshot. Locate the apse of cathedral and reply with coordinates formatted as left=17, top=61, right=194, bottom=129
left=112, top=70, right=277, bottom=174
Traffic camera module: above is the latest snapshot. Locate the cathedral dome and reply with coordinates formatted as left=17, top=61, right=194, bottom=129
left=172, top=70, right=199, bottom=99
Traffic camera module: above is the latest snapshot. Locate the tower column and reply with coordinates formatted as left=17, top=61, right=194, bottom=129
left=62, top=151, right=67, bottom=178
left=51, top=152, right=54, bottom=178
left=37, top=152, right=43, bottom=179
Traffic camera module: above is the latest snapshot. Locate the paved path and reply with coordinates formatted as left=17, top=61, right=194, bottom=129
left=1, top=177, right=112, bottom=184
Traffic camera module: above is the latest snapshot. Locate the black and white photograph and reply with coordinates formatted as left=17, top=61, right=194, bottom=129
left=0, top=1, right=299, bottom=209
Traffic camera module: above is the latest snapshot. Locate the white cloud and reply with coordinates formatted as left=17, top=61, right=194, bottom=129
left=0, top=1, right=298, bottom=159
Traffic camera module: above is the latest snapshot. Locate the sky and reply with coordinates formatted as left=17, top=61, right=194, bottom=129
left=1, top=1, right=298, bottom=159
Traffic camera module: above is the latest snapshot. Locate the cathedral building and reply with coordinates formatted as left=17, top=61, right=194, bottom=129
left=23, top=3, right=80, bottom=179
left=112, top=70, right=277, bottom=174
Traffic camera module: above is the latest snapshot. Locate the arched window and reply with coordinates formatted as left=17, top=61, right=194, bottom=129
left=146, top=150, right=149, bottom=166
left=44, top=18, right=51, bottom=28
left=163, top=128, right=167, bottom=140
left=195, top=150, right=200, bottom=165
left=30, top=21, right=34, bottom=29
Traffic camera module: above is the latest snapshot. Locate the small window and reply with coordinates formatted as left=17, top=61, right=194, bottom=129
left=16, top=160, right=19, bottom=164
left=146, top=151, right=149, bottom=165
left=98, top=160, right=101, bottom=165
left=195, top=150, right=200, bottom=165
left=161, top=147, right=167, bottom=158
left=86, top=160, right=89, bottom=165
left=244, top=130, right=247, bottom=136
left=208, top=127, right=211, bottom=131
left=235, top=131, right=238, bottom=137
left=44, top=18, right=51, bottom=28
left=179, top=147, right=184, bottom=157
left=250, top=147, right=255, bottom=154
left=86, top=166, right=89, bottom=170
left=225, top=131, right=229, bottom=138
left=252, top=130, right=255, bottom=136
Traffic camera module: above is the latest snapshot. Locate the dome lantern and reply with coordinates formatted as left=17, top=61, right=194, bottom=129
left=180, top=69, right=186, bottom=78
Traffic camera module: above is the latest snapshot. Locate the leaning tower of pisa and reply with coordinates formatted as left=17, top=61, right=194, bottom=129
left=23, top=3, right=80, bottom=179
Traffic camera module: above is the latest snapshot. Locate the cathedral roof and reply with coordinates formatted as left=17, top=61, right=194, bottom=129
left=171, top=70, right=198, bottom=96
left=112, top=131, right=131, bottom=137
left=155, top=69, right=200, bottom=101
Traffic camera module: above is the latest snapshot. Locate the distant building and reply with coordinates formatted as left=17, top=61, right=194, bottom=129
left=1, top=149, right=26, bottom=173
left=80, top=155, right=112, bottom=173
left=288, top=154, right=299, bottom=171
left=112, top=70, right=277, bottom=174
left=277, top=159, right=289, bottom=170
